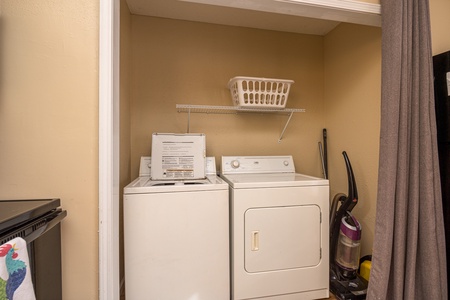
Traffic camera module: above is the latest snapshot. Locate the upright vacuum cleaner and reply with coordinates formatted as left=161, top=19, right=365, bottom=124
left=329, top=151, right=368, bottom=300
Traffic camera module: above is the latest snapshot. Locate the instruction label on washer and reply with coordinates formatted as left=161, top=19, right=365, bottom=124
left=151, top=133, right=206, bottom=180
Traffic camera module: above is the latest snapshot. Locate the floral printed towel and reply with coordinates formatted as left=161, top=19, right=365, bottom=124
left=0, top=237, right=36, bottom=300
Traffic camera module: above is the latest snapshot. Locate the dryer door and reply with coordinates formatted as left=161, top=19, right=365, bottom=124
left=244, top=205, right=321, bottom=273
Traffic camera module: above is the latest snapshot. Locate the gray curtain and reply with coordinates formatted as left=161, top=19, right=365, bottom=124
left=367, top=0, right=447, bottom=299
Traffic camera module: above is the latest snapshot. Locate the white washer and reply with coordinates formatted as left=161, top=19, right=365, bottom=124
left=124, top=157, right=229, bottom=300
left=221, top=156, right=329, bottom=300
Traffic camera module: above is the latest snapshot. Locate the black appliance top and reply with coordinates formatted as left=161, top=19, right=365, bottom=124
left=0, top=198, right=61, bottom=234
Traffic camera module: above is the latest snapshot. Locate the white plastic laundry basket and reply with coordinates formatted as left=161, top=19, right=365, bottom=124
left=228, top=76, right=294, bottom=109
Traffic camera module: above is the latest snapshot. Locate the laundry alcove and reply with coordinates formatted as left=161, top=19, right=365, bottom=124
left=100, top=0, right=382, bottom=298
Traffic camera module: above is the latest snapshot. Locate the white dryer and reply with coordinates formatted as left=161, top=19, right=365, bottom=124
left=221, top=156, right=329, bottom=300
left=124, top=157, right=229, bottom=300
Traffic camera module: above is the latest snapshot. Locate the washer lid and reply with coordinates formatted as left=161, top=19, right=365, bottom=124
left=124, top=175, right=228, bottom=194
left=220, top=172, right=328, bottom=188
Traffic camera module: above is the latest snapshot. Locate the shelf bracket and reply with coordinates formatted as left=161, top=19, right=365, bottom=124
left=278, top=111, right=294, bottom=143
left=186, top=107, right=191, bottom=133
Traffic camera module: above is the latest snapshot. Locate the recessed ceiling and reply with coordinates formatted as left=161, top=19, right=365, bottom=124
left=125, top=0, right=380, bottom=36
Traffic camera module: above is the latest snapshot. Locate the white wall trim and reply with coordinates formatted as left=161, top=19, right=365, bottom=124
left=275, top=0, right=381, bottom=14
left=179, top=0, right=381, bottom=26
left=99, top=0, right=120, bottom=299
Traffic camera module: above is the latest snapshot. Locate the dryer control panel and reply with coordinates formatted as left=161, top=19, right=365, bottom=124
left=221, top=156, right=295, bottom=174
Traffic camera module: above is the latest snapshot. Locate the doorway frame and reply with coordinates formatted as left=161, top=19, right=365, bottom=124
left=99, top=0, right=120, bottom=299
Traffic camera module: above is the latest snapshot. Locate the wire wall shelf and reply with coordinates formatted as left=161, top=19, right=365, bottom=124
left=176, top=104, right=305, bottom=143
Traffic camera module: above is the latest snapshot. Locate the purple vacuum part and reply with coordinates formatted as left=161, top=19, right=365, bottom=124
left=340, top=213, right=362, bottom=241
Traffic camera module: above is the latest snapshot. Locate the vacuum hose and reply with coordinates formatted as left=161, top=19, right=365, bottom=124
left=330, top=193, right=346, bottom=232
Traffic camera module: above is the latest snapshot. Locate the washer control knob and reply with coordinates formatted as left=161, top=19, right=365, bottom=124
left=231, top=160, right=240, bottom=169
left=283, top=160, right=289, bottom=166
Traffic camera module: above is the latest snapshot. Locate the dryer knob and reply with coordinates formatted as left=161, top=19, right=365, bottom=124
left=231, top=160, right=240, bottom=169
left=283, top=160, right=289, bottom=166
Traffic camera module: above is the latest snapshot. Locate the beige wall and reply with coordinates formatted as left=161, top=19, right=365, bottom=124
left=129, top=16, right=381, bottom=261
left=0, top=0, right=99, bottom=299
left=127, top=0, right=448, bottom=278
left=321, top=0, right=450, bottom=259
left=357, top=0, right=380, bottom=3
left=324, top=24, right=382, bottom=257
left=130, top=17, right=326, bottom=178
left=0, top=0, right=448, bottom=299
left=430, top=0, right=450, bottom=55
left=124, top=0, right=449, bottom=294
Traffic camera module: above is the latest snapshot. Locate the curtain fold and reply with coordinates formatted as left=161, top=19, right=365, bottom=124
left=367, top=0, right=447, bottom=299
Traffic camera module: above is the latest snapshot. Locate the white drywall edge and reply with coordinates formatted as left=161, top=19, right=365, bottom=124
left=99, top=0, right=120, bottom=299
left=179, top=0, right=381, bottom=27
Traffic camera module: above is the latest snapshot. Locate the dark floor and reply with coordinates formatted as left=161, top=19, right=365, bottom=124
left=119, top=292, right=336, bottom=300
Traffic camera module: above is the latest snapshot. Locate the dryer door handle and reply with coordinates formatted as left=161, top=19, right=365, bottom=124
left=251, top=231, right=260, bottom=251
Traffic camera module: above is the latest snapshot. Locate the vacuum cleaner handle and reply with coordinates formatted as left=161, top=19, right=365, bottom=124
left=342, top=151, right=358, bottom=212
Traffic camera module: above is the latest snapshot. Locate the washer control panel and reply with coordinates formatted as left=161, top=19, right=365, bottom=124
left=139, top=156, right=217, bottom=176
left=221, top=156, right=295, bottom=174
